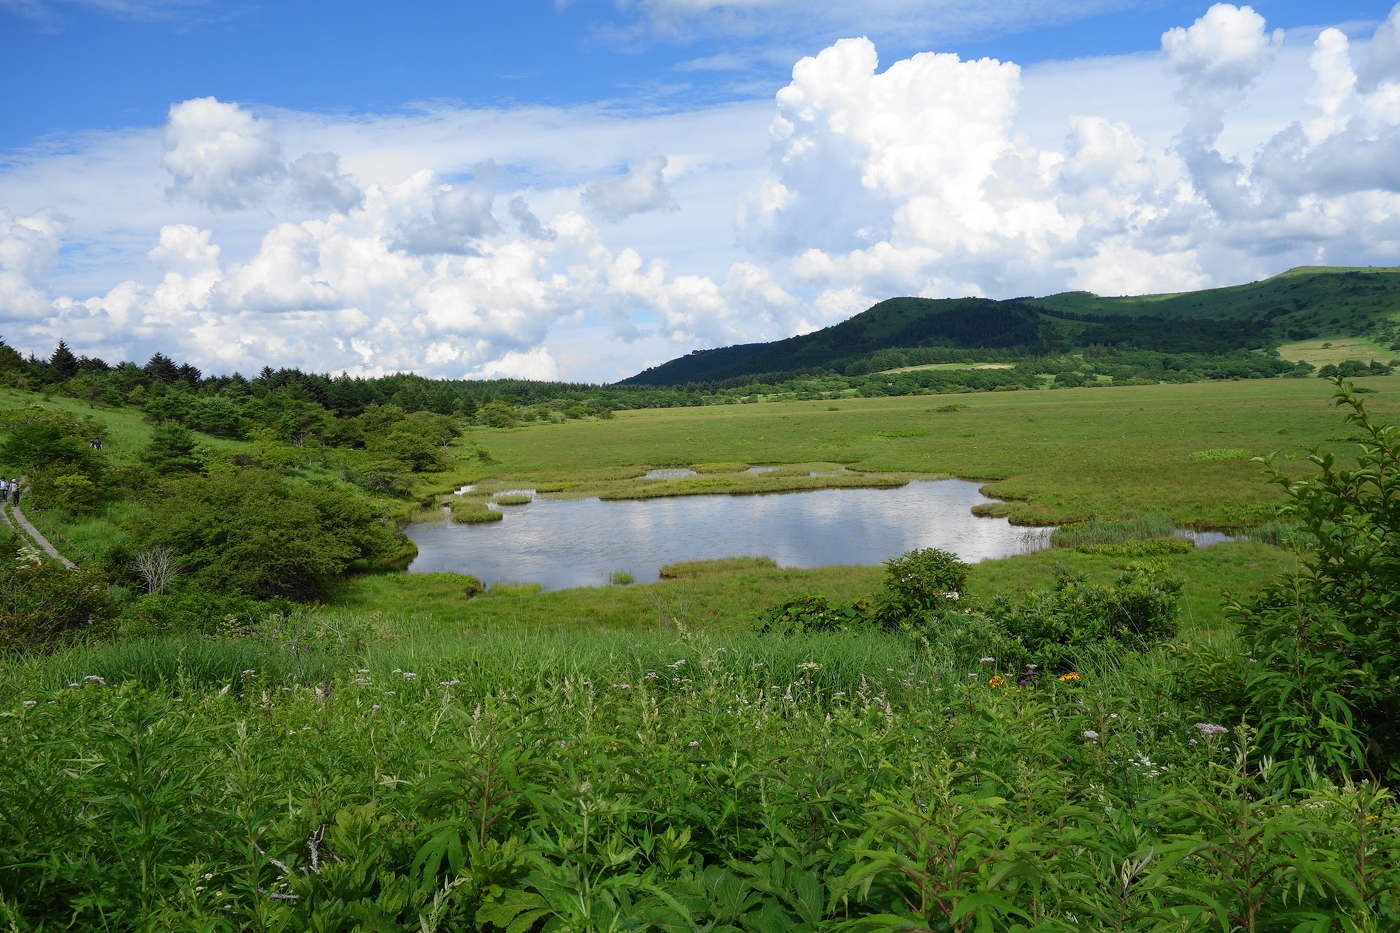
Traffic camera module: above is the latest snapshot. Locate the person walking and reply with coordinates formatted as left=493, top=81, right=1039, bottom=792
left=0, top=478, right=9, bottom=501
left=10, top=481, right=20, bottom=507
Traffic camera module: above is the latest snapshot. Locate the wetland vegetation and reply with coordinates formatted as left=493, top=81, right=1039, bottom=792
left=0, top=322, right=1396, bottom=928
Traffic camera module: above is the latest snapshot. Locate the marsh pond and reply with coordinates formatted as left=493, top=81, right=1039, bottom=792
left=406, top=479, right=1054, bottom=590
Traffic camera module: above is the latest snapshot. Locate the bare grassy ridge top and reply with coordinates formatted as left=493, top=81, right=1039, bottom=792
left=452, top=379, right=1399, bottom=527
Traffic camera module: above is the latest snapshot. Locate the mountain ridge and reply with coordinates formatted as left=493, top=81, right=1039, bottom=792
left=618, top=266, right=1400, bottom=386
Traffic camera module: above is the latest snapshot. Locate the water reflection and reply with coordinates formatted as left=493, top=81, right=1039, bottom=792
left=407, top=479, right=1054, bottom=591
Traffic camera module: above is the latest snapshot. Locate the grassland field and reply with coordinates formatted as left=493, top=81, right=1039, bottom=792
left=2, top=375, right=1396, bottom=929
left=441, top=377, right=1399, bottom=527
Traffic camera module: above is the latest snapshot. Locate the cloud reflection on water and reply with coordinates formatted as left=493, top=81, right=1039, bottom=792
left=406, top=479, right=1049, bottom=590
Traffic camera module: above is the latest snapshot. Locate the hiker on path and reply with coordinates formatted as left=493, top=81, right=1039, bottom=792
left=0, top=479, right=9, bottom=500
left=10, top=482, right=20, bottom=507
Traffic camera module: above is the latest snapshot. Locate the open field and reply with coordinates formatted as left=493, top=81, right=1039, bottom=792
left=443, top=378, right=1398, bottom=526
left=1277, top=335, right=1398, bottom=367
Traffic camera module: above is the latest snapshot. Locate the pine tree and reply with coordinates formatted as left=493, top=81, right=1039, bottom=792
left=144, top=353, right=180, bottom=383
left=140, top=422, right=202, bottom=475
left=50, top=340, right=78, bottom=380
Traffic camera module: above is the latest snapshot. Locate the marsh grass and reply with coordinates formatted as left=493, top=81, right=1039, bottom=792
left=492, top=493, right=533, bottom=506
left=450, top=381, right=1400, bottom=525
left=608, top=571, right=635, bottom=585
left=1050, top=511, right=1178, bottom=548
left=448, top=501, right=502, bottom=523
left=659, top=556, right=778, bottom=578
left=599, top=471, right=907, bottom=500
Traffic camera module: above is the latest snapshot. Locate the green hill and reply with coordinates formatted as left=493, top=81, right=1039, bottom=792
left=620, top=267, right=1400, bottom=386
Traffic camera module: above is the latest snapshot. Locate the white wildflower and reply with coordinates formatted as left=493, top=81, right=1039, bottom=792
left=1082, top=730, right=1100, bottom=741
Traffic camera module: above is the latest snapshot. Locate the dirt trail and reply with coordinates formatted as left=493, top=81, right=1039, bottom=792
left=4, top=498, right=76, bottom=569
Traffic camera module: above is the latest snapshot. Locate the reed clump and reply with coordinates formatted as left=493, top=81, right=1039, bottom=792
left=659, top=556, right=778, bottom=579
left=1049, top=511, right=1177, bottom=548
left=494, top=493, right=533, bottom=506
left=449, top=501, right=502, bottom=523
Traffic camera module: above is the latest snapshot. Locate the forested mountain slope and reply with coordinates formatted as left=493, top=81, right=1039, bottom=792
left=620, top=267, right=1400, bottom=386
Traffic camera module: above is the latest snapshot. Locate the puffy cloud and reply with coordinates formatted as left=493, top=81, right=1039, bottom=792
left=1162, top=4, right=1282, bottom=98
left=149, top=223, right=220, bottom=269
left=394, top=182, right=500, bottom=255
left=0, top=211, right=65, bottom=321
left=162, top=97, right=285, bottom=210
left=583, top=157, right=676, bottom=221
left=289, top=152, right=362, bottom=214
left=471, top=346, right=561, bottom=381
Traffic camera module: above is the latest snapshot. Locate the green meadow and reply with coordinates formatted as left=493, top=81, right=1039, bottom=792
left=1, top=376, right=1396, bottom=929
left=445, top=378, right=1398, bottom=526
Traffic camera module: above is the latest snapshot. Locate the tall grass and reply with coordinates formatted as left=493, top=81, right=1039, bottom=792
left=1049, top=510, right=1177, bottom=548
left=1, top=617, right=1394, bottom=930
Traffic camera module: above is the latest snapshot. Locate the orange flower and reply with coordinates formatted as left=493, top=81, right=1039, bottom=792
left=988, top=675, right=1006, bottom=688
left=1059, top=672, right=1081, bottom=682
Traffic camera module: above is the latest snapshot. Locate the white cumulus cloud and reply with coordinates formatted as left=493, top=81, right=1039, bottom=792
left=162, top=97, right=286, bottom=210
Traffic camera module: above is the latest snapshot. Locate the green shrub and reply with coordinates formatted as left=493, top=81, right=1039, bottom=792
left=115, top=590, right=294, bottom=636
left=128, top=470, right=401, bottom=601
left=0, top=535, right=114, bottom=650
left=755, top=594, right=874, bottom=635
left=973, top=566, right=1181, bottom=671
left=1237, top=379, right=1400, bottom=785
left=877, top=547, right=968, bottom=622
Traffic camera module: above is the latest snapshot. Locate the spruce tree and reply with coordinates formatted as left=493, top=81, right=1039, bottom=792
left=50, top=340, right=78, bottom=380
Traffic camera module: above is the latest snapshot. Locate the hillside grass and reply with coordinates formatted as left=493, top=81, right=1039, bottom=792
left=442, top=378, right=1398, bottom=527
left=1277, top=335, right=1397, bottom=367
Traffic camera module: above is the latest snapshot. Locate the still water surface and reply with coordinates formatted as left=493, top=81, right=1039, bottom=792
left=407, top=479, right=1052, bottom=590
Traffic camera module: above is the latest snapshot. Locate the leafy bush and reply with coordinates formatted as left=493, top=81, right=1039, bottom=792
left=1237, top=379, right=1400, bottom=785
left=0, top=535, right=114, bottom=649
left=755, top=594, right=874, bottom=635
left=128, top=470, right=401, bottom=601
left=875, top=547, right=968, bottom=623
left=973, top=566, right=1181, bottom=671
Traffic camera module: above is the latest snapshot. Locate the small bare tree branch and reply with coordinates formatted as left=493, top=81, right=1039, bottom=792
left=133, top=547, right=180, bottom=595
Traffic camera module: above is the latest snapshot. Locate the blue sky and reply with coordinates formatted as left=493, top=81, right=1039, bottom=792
left=3, top=1, right=1400, bottom=380
left=5, top=0, right=1394, bottom=150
